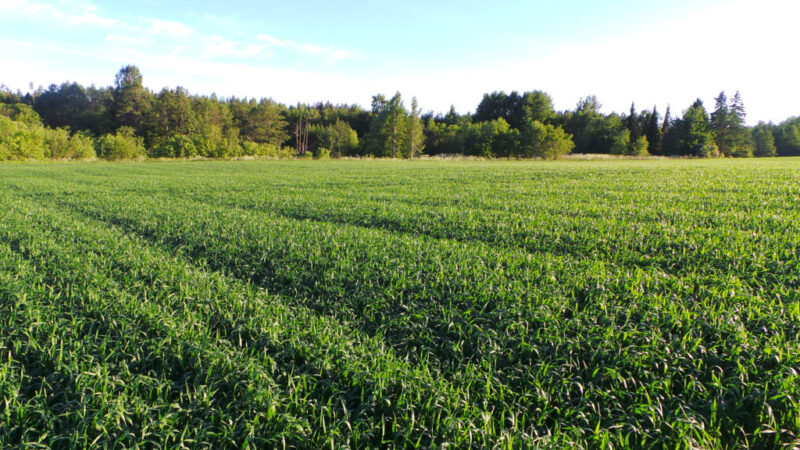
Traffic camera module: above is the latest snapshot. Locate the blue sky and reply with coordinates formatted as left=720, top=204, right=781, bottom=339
left=1, top=0, right=798, bottom=123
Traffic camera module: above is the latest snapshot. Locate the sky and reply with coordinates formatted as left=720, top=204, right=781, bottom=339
left=0, top=0, right=798, bottom=124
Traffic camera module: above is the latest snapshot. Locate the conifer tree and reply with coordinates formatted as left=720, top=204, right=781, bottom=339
left=682, top=99, right=718, bottom=157
left=644, top=106, right=661, bottom=154
left=710, top=91, right=732, bottom=156
left=752, top=122, right=777, bottom=157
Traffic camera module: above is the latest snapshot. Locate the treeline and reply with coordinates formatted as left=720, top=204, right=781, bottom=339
left=2, top=65, right=798, bottom=161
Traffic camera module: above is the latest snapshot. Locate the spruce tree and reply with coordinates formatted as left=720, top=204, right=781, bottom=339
left=644, top=106, right=662, bottom=155
left=729, top=91, right=754, bottom=157
left=682, top=99, right=717, bottom=157
left=710, top=91, right=731, bottom=156
left=625, top=102, right=641, bottom=140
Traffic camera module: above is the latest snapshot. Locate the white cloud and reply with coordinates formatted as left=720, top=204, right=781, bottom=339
left=106, top=33, right=149, bottom=46
left=200, top=35, right=269, bottom=59
left=0, top=0, right=117, bottom=27
left=257, top=33, right=351, bottom=61
left=4, top=0, right=796, bottom=124
left=147, top=18, right=194, bottom=38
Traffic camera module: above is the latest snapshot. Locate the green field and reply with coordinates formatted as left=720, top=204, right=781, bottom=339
left=1, top=158, right=799, bottom=448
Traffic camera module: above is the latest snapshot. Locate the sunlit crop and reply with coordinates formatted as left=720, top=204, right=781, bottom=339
left=1, top=158, right=798, bottom=448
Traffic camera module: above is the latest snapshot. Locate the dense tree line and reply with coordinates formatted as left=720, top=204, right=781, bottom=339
left=1, top=65, right=796, bottom=161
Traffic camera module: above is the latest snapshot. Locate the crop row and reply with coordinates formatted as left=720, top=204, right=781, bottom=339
left=0, top=193, right=519, bottom=447
left=1, top=159, right=799, bottom=447
left=3, top=160, right=799, bottom=447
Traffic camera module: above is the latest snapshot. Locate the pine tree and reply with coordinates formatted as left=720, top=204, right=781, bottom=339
left=710, top=91, right=731, bottom=156
left=729, top=91, right=753, bottom=157
left=625, top=102, right=640, bottom=140
left=644, top=106, right=661, bottom=155
left=682, top=99, right=718, bottom=157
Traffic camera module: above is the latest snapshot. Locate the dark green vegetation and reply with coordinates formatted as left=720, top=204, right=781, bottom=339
left=1, top=159, right=799, bottom=448
left=3, top=66, right=798, bottom=161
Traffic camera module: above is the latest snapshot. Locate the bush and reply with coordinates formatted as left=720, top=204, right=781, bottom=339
left=0, top=103, right=42, bottom=125
left=67, top=132, right=96, bottom=159
left=0, top=119, right=47, bottom=160
left=0, top=115, right=94, bottom=160
left=96, top=127, right=146, bottom=160
left=0, top=115, right=46, bottom=160
left=628, top=135, right=649, bottom=156
left=44, top=127, right=70, bottom=159
left=314, top=147, right=330, bottom=159
left=520, top=119, right=575, bottom=159
left=242, top=141, right=282, bottom=157
left=152, top=135, right=198, bottom=158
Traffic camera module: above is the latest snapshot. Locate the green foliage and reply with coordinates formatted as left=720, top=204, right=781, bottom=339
left=232, top=98, right=288, bottom=147
left=65, top=131, right=97, bottom=159
left=324, top=120, right=359, bottom=157
left=111, top=65, right=152, bottom=131
left=0, top=115, right=47, bottom=160
left=424, top=118, right=520, bottom=157
left=96, top=126, right=146, bottom=160
left=629, top=135, right=649, bottom=156
left=408, top=97, right=424, bottom=158
left=152, top=134, right=198, bottom=158
left=32, top=82, right=93, bottom=130
left=711, top=91, right=753, bottom=157
left=643, top=107, right=662, bottom=155
left=579, top=113, right=627, bottom=154
left=774, top=118, right=800, bottom=156
left=314, top=147, right=330, bottom=159
left=610, top=129, right=630, bottom=155
left=9, top=65, right=789, bottom=161
left=365, top=92, right=410, bottom=158
left=0, top=102, right=43, bottom=125
left=475, top=90, right=554, bottom=129
left=680, top=99, right=719, bottom=157
left=752, top=123, right=777, bottom=157
left=519, top=119, right=574, bottom=159
left=0, top=160, right=799, bottom=448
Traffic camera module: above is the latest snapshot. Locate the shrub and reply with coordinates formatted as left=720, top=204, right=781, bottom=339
left=153, top=135, right=198, bottom=158
left=629, top=135, right=649, bottom=156
left=314, top=147, right=330, bottom=159
left=96, top=127, right=146, bottom=160
left=67, top=132, right=96, bottom=159
left=242, top=141, right=282, bottom=157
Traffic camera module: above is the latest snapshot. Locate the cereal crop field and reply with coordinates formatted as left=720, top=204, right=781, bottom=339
left=1, top=159, right=799, bottom=448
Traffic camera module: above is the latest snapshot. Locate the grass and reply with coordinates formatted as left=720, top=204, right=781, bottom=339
left=0, top=158, right=799, bottom=448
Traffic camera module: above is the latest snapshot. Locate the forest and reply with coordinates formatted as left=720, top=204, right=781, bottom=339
left=1, top=65, right=798, bottom=161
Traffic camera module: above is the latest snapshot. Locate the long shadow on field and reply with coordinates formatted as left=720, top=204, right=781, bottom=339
left=0, top=237, right=315, bottom=448
left=35, top=201, right=797, bottom=448
left=51, top=197, right=490, bottom=364
left=7, top=189, right=799, bottom=447
left=187, top=192, right=790, bottom=287
left=0, top=202, right=464, bottom=447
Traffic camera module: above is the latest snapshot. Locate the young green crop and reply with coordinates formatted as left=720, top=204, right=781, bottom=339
left=0, top=158, right=798, bottom=448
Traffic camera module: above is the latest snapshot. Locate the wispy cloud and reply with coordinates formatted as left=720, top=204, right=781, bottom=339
left=147, top=18, right=194, bottom=38
left=200, top=35, right=271, bottom=59
left=0, top=0, right=117, bottom=27
left=257, top=33, right=352, bottom=61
